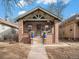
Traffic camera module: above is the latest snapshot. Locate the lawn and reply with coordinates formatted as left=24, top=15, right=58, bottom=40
left=0, top=42, right=30, bottom=59
left=46, top=42, right=79, bottom=59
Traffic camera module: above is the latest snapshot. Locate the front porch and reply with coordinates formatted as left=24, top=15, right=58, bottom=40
left=17, top=7, right=60, bottom=44
left=19, top=20, right=59, bottom=44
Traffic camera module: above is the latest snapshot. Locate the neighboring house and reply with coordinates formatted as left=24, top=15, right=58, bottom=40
left=0, top=18, right=18, bottom=42
left=0, top=18, right=18, bottom=29
left=59, top=14, right=79, bottom=41
left=16, top=7, right=61, bottom=44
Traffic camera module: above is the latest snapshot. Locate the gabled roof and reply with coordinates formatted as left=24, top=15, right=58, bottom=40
left=0, top=18, right=18, bottom=29
left=65, top=14, right=79, bottom=22
left=60, top=14, right=79, bottom=27
left=16, top=7, right=61, bottom=21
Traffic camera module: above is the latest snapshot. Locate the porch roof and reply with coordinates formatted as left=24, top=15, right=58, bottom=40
left=16, top=7, right=61, bottom=22
left=61, top=14, right=79, bottom=26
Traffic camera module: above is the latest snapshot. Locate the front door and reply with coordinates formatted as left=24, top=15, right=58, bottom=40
left=32, top=24, right=43, bottom=44
left=36, top=24, right=42, bottom=36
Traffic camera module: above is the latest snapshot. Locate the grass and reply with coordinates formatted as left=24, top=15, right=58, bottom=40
left=46, top=43, right=79, bottom=59
left=0, top=42, right=31, bottom=59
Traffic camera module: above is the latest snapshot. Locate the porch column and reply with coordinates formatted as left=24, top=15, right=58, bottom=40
left=74, top=23, right=76, bottom=40
left=18, top=20, right=24, bottom=42
left=54, top=20, right=60, bottom=43
left=52, top=24, right=55, bottom=43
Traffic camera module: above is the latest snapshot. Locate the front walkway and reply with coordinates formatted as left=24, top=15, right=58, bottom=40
left=27, top=39, right=49, bottom=59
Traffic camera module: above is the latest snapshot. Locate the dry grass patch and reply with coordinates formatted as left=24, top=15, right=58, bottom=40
left=46, top=44, right=79, bottom=59
left=0, top=43, right=31, bottom=59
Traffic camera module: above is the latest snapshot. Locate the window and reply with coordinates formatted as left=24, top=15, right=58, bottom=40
left=27, top=25, right=32, bottom=32
left=45, top=25, right=52, bottom=33
left=24, top=24, right=32, bottom=33
left=70, top=29, right=72, bottom=31
left=77, top=22, right=79, bottom=27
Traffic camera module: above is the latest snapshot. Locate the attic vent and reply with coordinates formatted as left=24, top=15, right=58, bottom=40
left=33, top=16, right=37, bottom=19
left=33, top=14, right=45, bottom=19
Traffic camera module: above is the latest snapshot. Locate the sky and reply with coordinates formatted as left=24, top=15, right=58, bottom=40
left=0, top=0, right=79, bottom=21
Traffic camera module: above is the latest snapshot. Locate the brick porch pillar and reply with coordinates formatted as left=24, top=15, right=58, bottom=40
left=54, top=21, right=60, bottom=43
left=74, top=23, right=76, bottom=40
left=52, top=25, right=55, bottom=43
left=18, top=20, right=23, bottom=42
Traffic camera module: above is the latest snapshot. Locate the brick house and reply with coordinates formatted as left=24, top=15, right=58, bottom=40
left=59, top=14, right=79, bottom=41
left=0, top=18, right=18, bottom=42
left=16, top=7, right=61, bottom=44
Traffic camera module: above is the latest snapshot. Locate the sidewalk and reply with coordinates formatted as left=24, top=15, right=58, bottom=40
left=27, top=44, right=49, bottom=59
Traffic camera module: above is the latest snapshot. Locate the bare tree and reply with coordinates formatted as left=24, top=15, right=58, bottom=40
left=48, top=0, right=69, bottom=19
left=1, top=0, right=34, bottom=20
left=47, top=0, right=70, bottom=41
left=1, top=0, right=19, bottom=20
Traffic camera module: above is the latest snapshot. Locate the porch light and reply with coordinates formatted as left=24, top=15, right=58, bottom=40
left=45, top=25, right=49, bottom=28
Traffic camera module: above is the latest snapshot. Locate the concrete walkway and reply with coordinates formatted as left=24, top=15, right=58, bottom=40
left=27, top=44, right=49, bottom=59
